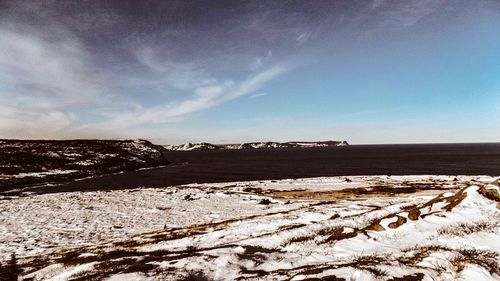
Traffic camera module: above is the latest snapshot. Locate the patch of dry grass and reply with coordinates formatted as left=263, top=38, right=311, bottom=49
left=267, top=182, right=457, bottom=201
left=437, top=221, right=497, bottom=236
left=451, top=248, right=499, bottom=275
left=388, top=215, right=407, bottom=229
left=400, top=244, right=499, bottom=275
left=478, top=185, right=500, bottom=203
left=268, top=187, right=407, bottom=201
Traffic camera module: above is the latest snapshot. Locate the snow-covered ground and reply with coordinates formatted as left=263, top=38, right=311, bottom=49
left=0, top=175, right=498, bottom=280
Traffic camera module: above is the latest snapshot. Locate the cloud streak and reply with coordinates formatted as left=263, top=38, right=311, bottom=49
left=102, top=65, right=287, bottom=128
left=0, top=24, right=111, bottom=105
left=0, top=23, right=111, bottom=138
left=0, top=1, right=291, bottom=138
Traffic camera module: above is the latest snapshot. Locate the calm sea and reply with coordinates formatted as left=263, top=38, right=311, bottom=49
left=41, top=143, right=500, bottom=193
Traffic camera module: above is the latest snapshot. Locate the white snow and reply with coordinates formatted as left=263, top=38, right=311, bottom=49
left=13, top=169, right=78, bottom=178
left=1, top=175, right=498, bottom=280
left=105, top=273, right=151, bottom=281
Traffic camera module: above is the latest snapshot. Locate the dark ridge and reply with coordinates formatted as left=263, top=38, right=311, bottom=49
left=0, top=139, right=169, bottom=192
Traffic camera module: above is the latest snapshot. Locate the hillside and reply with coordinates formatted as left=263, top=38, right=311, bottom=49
left=0, top=139, right=169, bottom=191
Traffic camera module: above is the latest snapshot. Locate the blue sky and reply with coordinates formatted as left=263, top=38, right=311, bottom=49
left=0, top=0, right=499, bottom=144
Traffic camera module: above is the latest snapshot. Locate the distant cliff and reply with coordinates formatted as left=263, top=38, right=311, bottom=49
left=165, top=140, right=349, bottom=151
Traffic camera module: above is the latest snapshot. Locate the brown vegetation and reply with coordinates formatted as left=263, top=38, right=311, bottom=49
left=407, top=208, right=421, bottom=220
left=388, top=215, right=407, bottom=229
left=478, top=186, right=500, bottom=203
left=437, top=222, right=496, bottom=236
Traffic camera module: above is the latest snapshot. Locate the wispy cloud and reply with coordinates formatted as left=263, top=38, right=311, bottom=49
left=0, top=23, right=114, bottom=138
left=0, top=102, right=75, bottom=138
left=0, top=2, right=291, bottom=138
left=356, top=0, right=445, bottom=32
left=0, top=25, right=112, bottom=105
left=101, top=65, right=287, bottom=128
left=132, top=46, right=210, bottom=92
left=249, top=93, right=267, bottom=99
left=296, top=31, right=314, bottom=45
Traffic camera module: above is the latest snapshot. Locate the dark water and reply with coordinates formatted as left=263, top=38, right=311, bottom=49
left=31, top=143, right=500, bottom=193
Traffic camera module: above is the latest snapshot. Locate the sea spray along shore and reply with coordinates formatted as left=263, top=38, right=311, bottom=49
left=1, top=175, right=499, bottom=280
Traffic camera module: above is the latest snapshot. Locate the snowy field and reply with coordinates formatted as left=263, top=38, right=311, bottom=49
left=0, top=175, right=499, bottom=280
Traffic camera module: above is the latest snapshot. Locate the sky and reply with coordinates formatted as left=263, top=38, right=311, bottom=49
left=0, top=0, right=499, bottom=144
